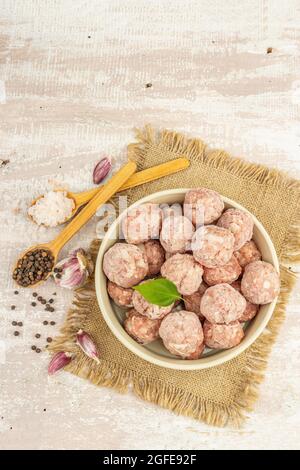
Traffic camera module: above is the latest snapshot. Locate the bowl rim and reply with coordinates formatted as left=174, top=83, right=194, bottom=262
left=95, top=188, right=279, bottom=370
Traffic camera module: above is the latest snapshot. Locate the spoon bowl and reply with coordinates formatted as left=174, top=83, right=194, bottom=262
left=28, top=190, right=78, bottom=226
left=13, top=243, right=58, bottom=288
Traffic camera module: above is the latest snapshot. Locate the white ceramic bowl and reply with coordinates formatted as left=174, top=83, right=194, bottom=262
left=95, top=189, right=279, bottom=370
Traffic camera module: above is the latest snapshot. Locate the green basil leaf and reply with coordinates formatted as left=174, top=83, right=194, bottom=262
left=133, top=278, right=182, bottom=307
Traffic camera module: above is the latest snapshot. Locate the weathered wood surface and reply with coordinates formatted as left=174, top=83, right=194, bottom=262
left=0, top=0, right=299, bottom=450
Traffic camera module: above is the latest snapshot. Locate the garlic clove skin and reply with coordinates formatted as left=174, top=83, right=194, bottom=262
left=48, top=351, right=72, bottom=375
left=93, top=157, right=111, bottom=184
left=76, top=249, right=94, bottom=276
left=76, top=329, right=100, bottom=363
left=53, top=248, right=94, bottom=289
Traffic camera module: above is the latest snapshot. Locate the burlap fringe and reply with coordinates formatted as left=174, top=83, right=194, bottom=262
left=49, top=126, right=300, bottom=428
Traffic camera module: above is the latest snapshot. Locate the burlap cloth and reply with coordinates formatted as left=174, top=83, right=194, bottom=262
left=50, top=126, right=300, bottom=427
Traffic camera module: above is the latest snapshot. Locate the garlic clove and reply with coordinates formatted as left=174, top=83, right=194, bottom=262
left=52, top=248, right=94, bottom=289
left=76, top=249, right=94, bottom=276
left=93, top=157, right=111, bottom=184
left=48, top=351, right=72, bottom=375
left=76, top=329, right=100, bottom=363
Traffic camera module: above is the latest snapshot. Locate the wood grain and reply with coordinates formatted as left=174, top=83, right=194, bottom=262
left=0, top=0, right=300, bottom=450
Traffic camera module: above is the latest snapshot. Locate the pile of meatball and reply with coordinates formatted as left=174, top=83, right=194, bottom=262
left=103, top=188, right=280, bottom=360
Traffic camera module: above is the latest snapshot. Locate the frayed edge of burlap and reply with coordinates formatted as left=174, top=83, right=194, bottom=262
left=49, top=126, right=300, bottom=428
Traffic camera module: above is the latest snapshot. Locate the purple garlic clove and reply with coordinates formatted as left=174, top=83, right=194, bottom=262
left=93, top=157, right=111, bottom=184
left=76, top=329, right=100, bottom=363
left=52, top=248, right=94, bottom=289
left=48, top=351, right=72, bottom=375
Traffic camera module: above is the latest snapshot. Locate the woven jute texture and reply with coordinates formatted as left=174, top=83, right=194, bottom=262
left=50, top=126, right=300, bottom=427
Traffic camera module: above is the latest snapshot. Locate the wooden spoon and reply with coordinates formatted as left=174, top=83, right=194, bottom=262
left=13, top=161, right=137, bottom=288
left=14, top=157, right=191, bottom=287
left=28, top=157, right=190, bottom=226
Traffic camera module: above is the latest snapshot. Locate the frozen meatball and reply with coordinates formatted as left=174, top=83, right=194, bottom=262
left=217, top=208, right=253, bottom=251
left=231, top=280, right=259, bottom=322
left=200, top=283, right=246, bottom=324
left=103, top=243, right=148, bottom=288
left=161, top=253, right=204, bottom=295
left=160, top=215, right=194, bottom=254
left=124, top=309, right=161, bottom=344
left=132, top=284, right=174, bottom=320
left=122, top=203, right=162, bottom=244
left=241, top=260, right=280, bottom=305
left=203, top=255, right=242, bottom=286
left=141, top=240, right=165, bottom=276
left=159, top=310, right=204, bottom=359
left=192, top=225, right=235, bottom=268
left=234, top=240, right=262, bottom=268
left=203, top=320, right=244, bottom=349
left=184, top=188, right=224, bottom=226
left=107, top=281, right=133, bottom=308
left=183, top=282, right=208, bottom=321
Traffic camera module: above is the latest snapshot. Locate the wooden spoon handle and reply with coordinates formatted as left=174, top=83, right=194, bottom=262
left=73, top=157, right=190, bottom=207
left=50, top=161, right=136, bottom=254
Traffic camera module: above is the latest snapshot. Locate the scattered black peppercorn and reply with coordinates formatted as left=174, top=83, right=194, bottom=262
left=54, top=267, right=62, bottom=273
left=37, top=296, right=42, bottom=301
left=45, top=306, right=55, bottom=312
left=31, top=302, right=36, bottom=307
left=12, top=321, right=17, bottom=326
left=36, top=348, right=41, bottom=353
left=33, top=292, right=38, bottom=297
left=145, top=83, right=152, bottom=88
left=46, top=337, right=52, bottom=343
left=41, top=299, right=46, bottom=305
left=18, top=322, right=23, bottom=327
left=14, top=331, right=19, bottom=336
left=11, top=305, right=16, bottom=310
left=14, top=290, right=19, bottom=295
left=50, top=321, right=56, bottom=325
left=43, top=321, right=48, bottom=325
left=31, top=345, right=36, bottom=350
left=49, top=299, right=54, bottom=304
left=35, top=333, right=41, bottom=338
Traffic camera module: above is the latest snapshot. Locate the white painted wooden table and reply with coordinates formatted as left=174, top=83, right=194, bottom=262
left=1, top=0, right=300, bottom=450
